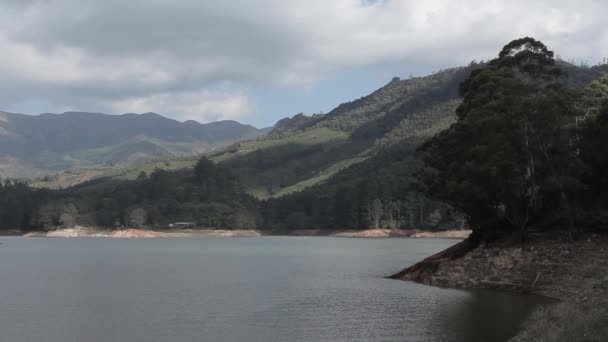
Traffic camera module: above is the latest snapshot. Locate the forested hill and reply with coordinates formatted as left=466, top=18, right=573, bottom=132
left=208, top=61, right=607, bottom=231
left=213, top=67, right=474, bottom=198
left=0, top=111, right=267, bottom=178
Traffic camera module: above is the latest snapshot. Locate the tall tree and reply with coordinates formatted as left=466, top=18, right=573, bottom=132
left=127, top=208, right=147, bottom=228
left=368, top=198, right=383, bottom=228
left=581, top=99, right=608, bottom=209
left=418, top=37, right=580, bottom=240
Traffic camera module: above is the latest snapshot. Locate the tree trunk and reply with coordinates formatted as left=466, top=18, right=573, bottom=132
left=388, top=232, right=480, bottom=280
left=561, top=191, right=577, bottom=241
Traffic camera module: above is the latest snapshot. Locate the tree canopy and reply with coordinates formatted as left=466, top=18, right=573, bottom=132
left=418, top=37, right=587, bottom=240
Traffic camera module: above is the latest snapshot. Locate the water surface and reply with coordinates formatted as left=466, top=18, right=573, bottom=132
left=0, top=237, right=544, bottom=341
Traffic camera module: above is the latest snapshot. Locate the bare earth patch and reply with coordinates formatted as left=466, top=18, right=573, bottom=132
left=411, top=230, right=472, bottom=239
left=331, top=228, right=470, bottom=238
left=23, top=227, right=262, bottom=238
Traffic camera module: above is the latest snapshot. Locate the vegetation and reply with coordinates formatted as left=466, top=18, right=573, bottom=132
left=580, top=97, right=608, bottom=224
left=205, top=65, right=476, bottom=205
left=0, top=179, right=51, bottom=231
left=518, top=297, right=608, bottom=341
left=259, top=140, right=463, bottom=231
left=30, top=156, right=201, bottom=189
left=212, top=127, right=351, bottom=199
left=417, top=37, right=608, bottom=241
left=270, top=157, right=367, bottom=198
left=1, top=157, right=258, bottom=231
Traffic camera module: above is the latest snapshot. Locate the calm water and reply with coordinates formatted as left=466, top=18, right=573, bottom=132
left=0, top=237, right=545, bottom=342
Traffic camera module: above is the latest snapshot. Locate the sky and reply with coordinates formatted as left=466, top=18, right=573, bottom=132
left=0, top=0, right=607, bottom=128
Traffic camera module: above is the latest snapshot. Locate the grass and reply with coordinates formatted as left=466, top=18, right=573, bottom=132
left=28, top=136, right=209, bottom=188
left=243, top=184, right=272, bottom=199
left=515, top=300, right=608, bottom=341
left=31, top=128, right=348, bottom=191
left=31, top=155, right=200, bottom=188
left=114, top=157, right=198, bottom=180
left=28, top=168, right=109, bottom=189
left=212, top=127, right=349, bottom=163
left=70, top=136, right=195, bottom=158
left=270, top=157, right=367, bottom=198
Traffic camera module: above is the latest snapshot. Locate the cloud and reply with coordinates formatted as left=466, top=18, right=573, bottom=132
left=107, top=89, right=254, bottom=123
left=0, top=0, right=606, bottom=122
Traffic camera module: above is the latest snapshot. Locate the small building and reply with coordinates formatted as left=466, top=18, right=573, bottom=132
left=169, top=222, right=196, bottom=228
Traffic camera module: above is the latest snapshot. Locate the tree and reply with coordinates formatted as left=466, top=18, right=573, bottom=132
left=127, top=208, right=147, bottom=228
left=332, top=187, right=358, bottom=228
left=232, top=209, right=257, bottom=229
left=418, top=37, right=580, bottom=240
left=35, top=203, right=62, bottom=228
left=385, top=201, right=401, bottom=229
left=59, top=213, right=76, bottom=227
left=426, top=209, right=442, bottom=227
left=136, top=171, right=148, bottom=182
left=578, top=75, right=608, bottom=119
left=59, top=203, right=78, bottom=227
left=496, top=37, right=559, bottom=79
left=194, top=157, right=217, bottom=182
left=581, top=100, right=608, bottom=209
left=368, top=198, right=383, bottom=228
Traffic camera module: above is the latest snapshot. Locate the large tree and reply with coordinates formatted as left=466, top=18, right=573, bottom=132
left=581, top=99, right=608, bottom=210
left=417, top=37, right=580, bottom=240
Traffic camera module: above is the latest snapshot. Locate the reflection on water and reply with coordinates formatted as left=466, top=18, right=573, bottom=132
left=437, top=289, right=553, bottom=342
left=0, top=237, right=547, bottom=342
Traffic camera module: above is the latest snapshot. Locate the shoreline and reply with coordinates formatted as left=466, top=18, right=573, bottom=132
left=389, top=232, right=608, bottom=341
left=8, top=227, right=471, bottom=239
left=21, top=228, right=264, bottom=238
left=330, top=228, right=471, bottom=238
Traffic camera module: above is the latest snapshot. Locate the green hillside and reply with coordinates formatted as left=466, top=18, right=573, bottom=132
left=212, top=67, right=474, bottom=200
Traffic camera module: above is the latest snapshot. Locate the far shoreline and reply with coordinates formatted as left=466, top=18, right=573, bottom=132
left=2, top=227, right=471, bottom=239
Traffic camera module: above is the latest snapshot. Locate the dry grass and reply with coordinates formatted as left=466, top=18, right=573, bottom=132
left=514, top=300, right=608, bottom=342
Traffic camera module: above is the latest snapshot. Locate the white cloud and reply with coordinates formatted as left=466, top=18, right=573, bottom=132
left=107, top=90, right=254, bottom=123
left=0, top=0, right=606, bottom=121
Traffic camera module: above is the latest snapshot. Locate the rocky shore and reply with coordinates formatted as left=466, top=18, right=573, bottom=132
left=390, top=233, right=608, bottom=341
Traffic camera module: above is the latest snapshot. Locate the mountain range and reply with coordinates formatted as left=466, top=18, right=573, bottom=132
left=0, top=111, right=268, bottom=178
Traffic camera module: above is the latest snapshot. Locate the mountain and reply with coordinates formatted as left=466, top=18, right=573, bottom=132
left=0, top=111, right=267, bottom=178
left=184, top=66, right=474, bottom=230
left=212, top=62, right=608, bottom=200
left=211, top=67, right=472, bottom=199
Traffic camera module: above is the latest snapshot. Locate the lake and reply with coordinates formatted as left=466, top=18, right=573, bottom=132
left=0, top=237, right=544, bottom=342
